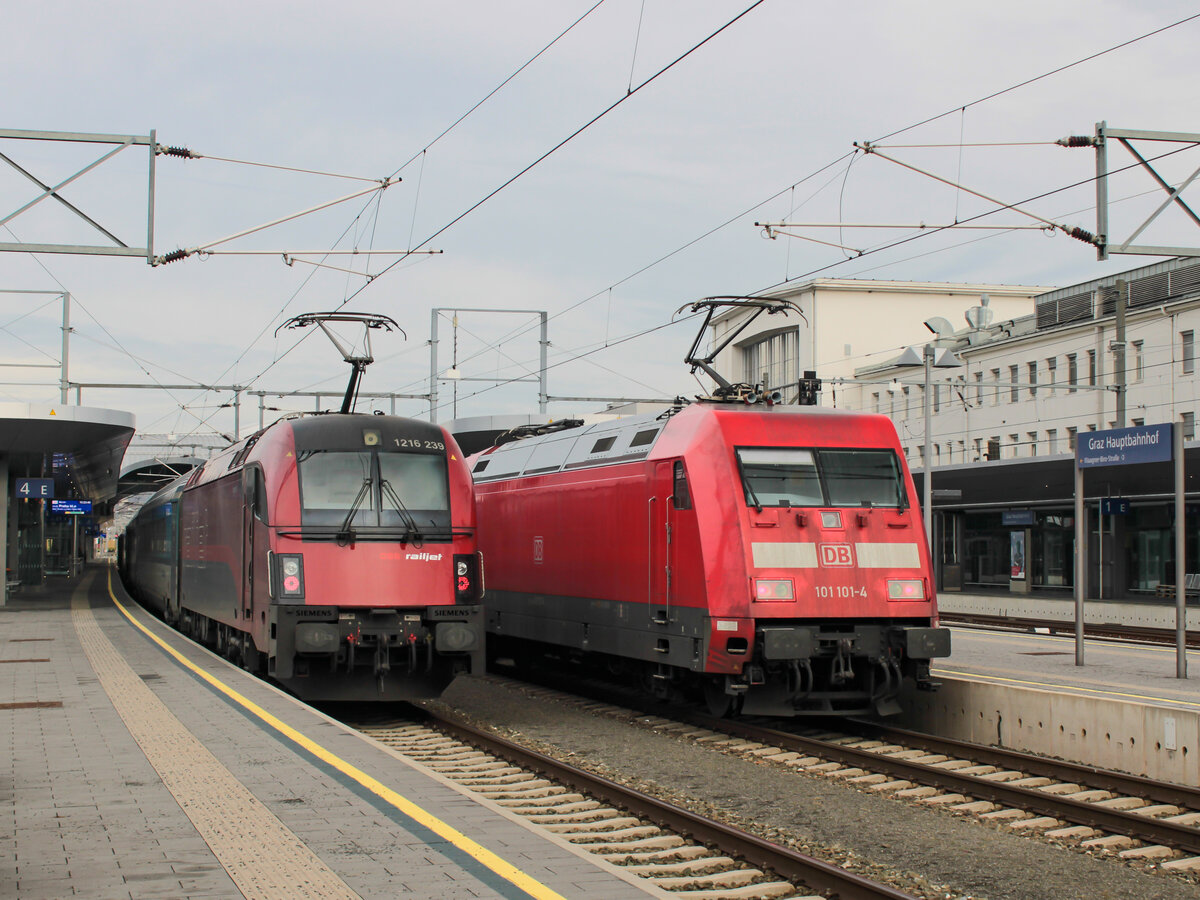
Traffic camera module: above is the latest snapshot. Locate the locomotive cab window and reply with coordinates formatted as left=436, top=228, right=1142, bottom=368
left=673, top=461, right=692, bottom=510
left=736, top=447, right=905, bottom=509
left=821, top=449, right=904, bottom=508
left=297, top=449, right=451, bottom=535
left=738, top=448, right=823, bottom=508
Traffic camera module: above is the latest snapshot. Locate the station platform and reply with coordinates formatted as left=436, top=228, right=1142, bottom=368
left=938, top=587, right=1200, bottom=634
left=893, top=591, right=1200, bottom=788
left=0, top=566, right=664, bottom=900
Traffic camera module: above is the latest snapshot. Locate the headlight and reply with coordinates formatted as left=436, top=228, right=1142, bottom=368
left=275, top=553, right=305, bottom=602
left=754, top=579, right=794, bottom=601
left=887, top=579, right=925, bottom=601
left=820, top=510, right=842, bottom=528
left=454, top=553, right=483, bottom=602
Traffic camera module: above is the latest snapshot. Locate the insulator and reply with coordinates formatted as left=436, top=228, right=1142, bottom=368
left=1065, top=226, right=1098, bottom=246
left=159, top=249, right=189, bottom=265
left=159, top=145, right=198, bottom=159
left=1055, top=136, right=1096, bottom=148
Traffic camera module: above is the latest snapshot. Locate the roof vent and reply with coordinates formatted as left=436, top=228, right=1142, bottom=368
left=965, top=293, right=994, bottom=330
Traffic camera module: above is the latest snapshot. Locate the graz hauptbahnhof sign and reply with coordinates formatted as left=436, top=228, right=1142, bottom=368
left=1077, top=423, right=1173, bottom=468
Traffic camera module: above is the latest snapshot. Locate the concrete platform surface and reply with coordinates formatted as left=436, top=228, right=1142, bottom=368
left=892, top=593, right=1200, bottom=785
left=0, top=566, right=664, bottom=900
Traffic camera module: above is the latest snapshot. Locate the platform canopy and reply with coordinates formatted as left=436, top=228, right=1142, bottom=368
left=0, top=403, right=135, bottom=502
left=117, top=456, right=202, bottom=498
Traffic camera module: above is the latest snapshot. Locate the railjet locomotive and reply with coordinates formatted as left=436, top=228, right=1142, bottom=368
left=121, top=413, right=484, bottom=702
left=469, top=297, right=949, bottom=716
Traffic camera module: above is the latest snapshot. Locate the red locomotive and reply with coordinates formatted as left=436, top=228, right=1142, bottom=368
left=122, top=412, right=484, bottom=702
left=469, top=299, right=949, bottom=716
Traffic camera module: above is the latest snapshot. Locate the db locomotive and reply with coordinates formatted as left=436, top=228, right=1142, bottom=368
left=469, top=400, right=950, bottom=716
left=121, top=412, right=484, bottom=702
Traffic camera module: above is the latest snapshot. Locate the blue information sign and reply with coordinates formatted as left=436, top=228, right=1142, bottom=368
left=14, top=478, right=53, bottom=499
left=1077, top=423, right=1173, bottom=468
left=50, top=499, right=92, bottom=515
left=1001, top=510, right=1035, bottom=526
left=1100, top=498, right=1130, bottom=515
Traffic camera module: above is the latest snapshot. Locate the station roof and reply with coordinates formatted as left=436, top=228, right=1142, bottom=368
left=0, top=403, right=135, bottom=502
left=914, top=444, right=1200, bottom=511
left=117, top=457, right=202, bottom=497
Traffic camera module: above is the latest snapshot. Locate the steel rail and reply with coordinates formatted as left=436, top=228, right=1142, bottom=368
left=941, top=612, right=1199, bottom=648
left=690, top=714, right=1200, bottom=855
left=488, top=671, right=1200, bottom=856
left=424, top=710, right=918, bottom=900
left=857, top=722, right=1200, bottom=810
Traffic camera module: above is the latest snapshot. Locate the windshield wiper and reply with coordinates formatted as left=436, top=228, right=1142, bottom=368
left=380, top=478, right=423, bottom=546
left=337, top=478, right=373, bottom=546
left=743, top=478, right=763, bottom=512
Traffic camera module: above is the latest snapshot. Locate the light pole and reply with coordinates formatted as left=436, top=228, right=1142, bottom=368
left=893, top=344, right=962, bottom=542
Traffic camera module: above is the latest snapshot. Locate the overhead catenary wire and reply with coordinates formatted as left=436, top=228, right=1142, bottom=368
left=62, top=8, right=1200, bottom=442
left=332, top=0, right=771, bottom=312
left=757, top=141, right=1200, bottom=293
left=160, top=148, right=390, bottom=184
left=415, top=11, right=1200, bottom=406
left=147, top=1, right=616, bottom=442
left=869, top=12, right=1200, bottom=145
left=164, top=0, right=771, bottom=439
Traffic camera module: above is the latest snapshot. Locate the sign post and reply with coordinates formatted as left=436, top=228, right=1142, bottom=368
left=1076, top=423, right=1185, bottom=677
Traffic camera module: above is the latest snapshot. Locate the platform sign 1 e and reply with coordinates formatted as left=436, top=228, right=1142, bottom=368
left=14, top=478, right=53, bottom=499
left=1077, top=423, right=1173, bottom=468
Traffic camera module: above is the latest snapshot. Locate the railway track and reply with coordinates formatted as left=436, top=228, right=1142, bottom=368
left=352, top=709, right=922, bottom=900
left=476, top=674, right=1200, bottom=877
left=940, top=612, right=1199, bottom=648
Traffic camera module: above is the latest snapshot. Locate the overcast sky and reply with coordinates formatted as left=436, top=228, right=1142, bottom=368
left=3, top=1, right=1198, bottom=455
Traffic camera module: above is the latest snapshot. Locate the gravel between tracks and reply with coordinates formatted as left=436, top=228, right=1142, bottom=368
left=431, top=676, right=1199, bottom=900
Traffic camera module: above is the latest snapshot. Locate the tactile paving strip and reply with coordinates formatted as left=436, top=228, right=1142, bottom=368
left=71, top=592, right=362, bottom=900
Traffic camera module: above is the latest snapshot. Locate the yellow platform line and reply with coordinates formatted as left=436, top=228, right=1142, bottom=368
left=107, top=570, right=568, bottom=900
left=933, top=665, right=1200, bottom=710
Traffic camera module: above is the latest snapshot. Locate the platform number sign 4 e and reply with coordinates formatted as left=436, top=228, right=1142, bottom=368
left=15, top=478, right=53, bottom=499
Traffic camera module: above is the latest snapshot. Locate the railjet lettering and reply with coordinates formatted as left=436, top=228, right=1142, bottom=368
left=405, top=552, right=444, bottom=561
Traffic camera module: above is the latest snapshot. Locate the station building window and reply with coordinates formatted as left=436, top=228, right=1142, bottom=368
left=1027, top=361, right=1038, bottom=397
left=962, top=510, right=1075, bottom=590
left=1183, top=330, right=1195, bottom=375
left=1183, top=412, right=1196, bottom=440
left=1088, top=349, right=1097, bottom=386
left=742, top=327, right=799, bottom=397
left=1009, top=365, right=1019, bottom=403
left=1067, top=353, right=1078, bottom=392
left=1132, top=341, right=1144, bottom=382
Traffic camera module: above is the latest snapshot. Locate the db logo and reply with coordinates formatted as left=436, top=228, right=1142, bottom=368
left=533, top=536, right=544, bottom=564
left=819, top=544, right=854, bottom=567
